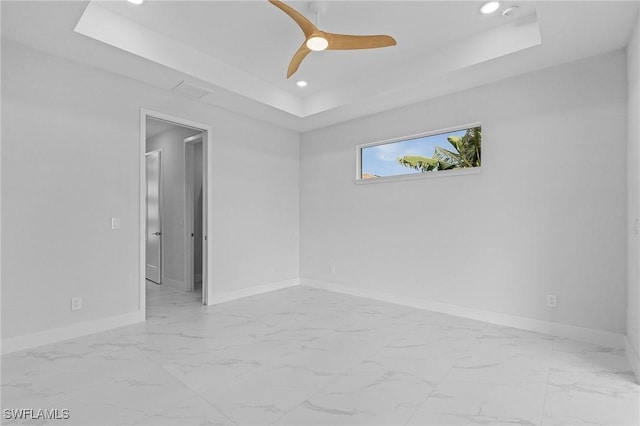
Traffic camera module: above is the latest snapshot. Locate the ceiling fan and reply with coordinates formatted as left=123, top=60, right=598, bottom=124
left=268, top=0, right=397, bottom=78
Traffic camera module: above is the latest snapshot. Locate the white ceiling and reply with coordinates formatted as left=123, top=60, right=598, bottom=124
left=2, top=1, right=639, bottom=131
left=146, top=117, right=182, bottom=138
left=95, top=1, right=537, bottom=96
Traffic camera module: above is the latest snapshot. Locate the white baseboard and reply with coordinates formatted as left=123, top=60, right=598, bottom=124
left=207, top=278, right=300, bottom=306
left=301, top=279, right=624, bottom=348
left=1, top=311, right=145, bottom=355
left=2, top=278, right=627, bottom=357
left=625, top=336, right=640, bottom=383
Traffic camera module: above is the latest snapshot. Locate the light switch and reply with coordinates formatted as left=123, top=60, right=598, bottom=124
left=111, top=218, right=120, bottom=230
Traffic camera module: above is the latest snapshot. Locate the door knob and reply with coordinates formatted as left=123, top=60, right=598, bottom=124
left=153, top=232, right=162, bottom=236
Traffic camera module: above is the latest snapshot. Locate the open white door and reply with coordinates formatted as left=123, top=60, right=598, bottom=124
left=184, top=133, right=208, bottom=305
left=145, top=150, right=162, bottom=283
left=201, top=131, right=209, bottom=305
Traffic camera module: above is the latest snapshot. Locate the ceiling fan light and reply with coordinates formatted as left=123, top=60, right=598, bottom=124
left=306, top=36, right=329, bottom=51
left=296, top=80, right=308, bottom=87
left=480, top=1, right=501, bottom=14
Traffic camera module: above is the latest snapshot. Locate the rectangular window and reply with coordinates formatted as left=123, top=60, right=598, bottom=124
left=357, top=124, right=481, bottom=182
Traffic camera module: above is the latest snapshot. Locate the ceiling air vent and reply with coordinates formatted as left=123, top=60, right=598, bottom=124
left=171, top=81, right=211, bottom=99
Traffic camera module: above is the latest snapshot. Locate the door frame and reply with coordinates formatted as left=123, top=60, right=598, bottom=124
left=139, top=108, right=213, bottom=314
left=183, top=133, right=204, bottom=292
left=145, top=148, right=163, bottom=284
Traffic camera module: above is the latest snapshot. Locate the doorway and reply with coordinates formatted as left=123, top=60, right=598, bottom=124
left=140, top=110, right=212, bottom=312
left=184, top=134, right=204, bottom=293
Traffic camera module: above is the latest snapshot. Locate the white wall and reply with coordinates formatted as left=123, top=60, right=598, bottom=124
left=146, top=124, right=200, bottom=290
left=627, top=14, right=640, bottom=358
left=300, top=50, right=628, bottom=334
left=1, top=40, right=300, bottom=341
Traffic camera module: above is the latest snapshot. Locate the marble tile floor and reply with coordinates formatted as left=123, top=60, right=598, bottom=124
left=2, top=283, right=638, bottom=426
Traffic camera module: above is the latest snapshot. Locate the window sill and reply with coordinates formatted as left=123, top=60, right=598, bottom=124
left=354, top=167, right=482, bottom=185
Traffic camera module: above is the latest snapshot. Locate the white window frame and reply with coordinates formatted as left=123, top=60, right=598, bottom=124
left=355, top=122, right=482, bottom=185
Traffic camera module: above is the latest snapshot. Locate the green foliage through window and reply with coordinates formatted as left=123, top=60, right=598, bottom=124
left=397, top=127, right=481, bottom=172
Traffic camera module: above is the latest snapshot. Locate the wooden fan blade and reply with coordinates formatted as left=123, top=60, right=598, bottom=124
left=287, top=43, right=311, bottom=78
left=268, top=0, right=317, bottom=39
left=325, top=33, right=397, bottom=50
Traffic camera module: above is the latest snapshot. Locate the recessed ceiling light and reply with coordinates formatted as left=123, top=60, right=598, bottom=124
left=480, top=1, right=501, bottom=14
left=127, top=0, right=144, bottom=5
left=296, top=81, right=308, bottom=87
left=306, top=36, right=329, bottom=51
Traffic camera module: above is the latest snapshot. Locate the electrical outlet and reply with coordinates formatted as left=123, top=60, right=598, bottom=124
left=111, top=218, right=120, bottom=230
left=546, top=294, right=557, bottom=308
left=330, top=265, right=336, bottom=275
left=71, top=297, right=82, bottom=311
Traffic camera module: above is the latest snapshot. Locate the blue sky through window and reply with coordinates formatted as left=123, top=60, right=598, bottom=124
left=361, top=129, right=468, bottom=177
